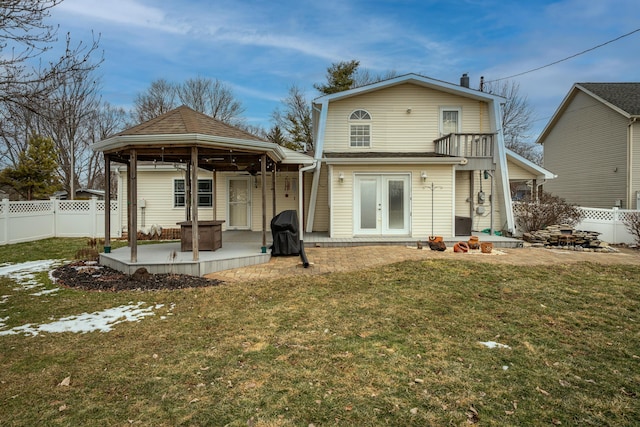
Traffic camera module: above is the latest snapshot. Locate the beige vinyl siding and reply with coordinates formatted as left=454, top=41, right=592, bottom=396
left=472, top=170, right=498, bottom=232
left=303, top=167, right=329, bottom=232
left=323, top=83, right=491, bottom=153
left=631, top=121, right=640, bottom=209
left=508, top=158, right=536, bottom=180
left=329, top=164, right=455, bottom=238
left=544, top=91, right=628, bottom=208
left=455, top=171, right=472, bottom=218
left=120, top=168, right=217, bottom=232
left=249, top=171, right=301, bottom=231
left=122, top=169, right=302, bottom=233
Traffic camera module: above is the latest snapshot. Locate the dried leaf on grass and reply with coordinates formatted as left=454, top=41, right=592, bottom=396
left=58, top=376, right=71, bottom=387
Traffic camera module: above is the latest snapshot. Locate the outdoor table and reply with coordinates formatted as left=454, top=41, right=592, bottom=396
left=177, top=220, right=225, bottom=251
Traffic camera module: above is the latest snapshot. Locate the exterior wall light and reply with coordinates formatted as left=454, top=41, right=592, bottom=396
left=338, top=172, right=344, bottom=183
left=421, top=171, right=428, bottom=181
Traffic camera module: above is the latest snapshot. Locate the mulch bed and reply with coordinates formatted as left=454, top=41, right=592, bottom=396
left=51, top=261, right=223, bottom=291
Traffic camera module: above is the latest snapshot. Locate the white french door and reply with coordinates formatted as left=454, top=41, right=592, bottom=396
left=227, top=177, right=251, bottom=229
left=354, top=174, right=410, bottom=235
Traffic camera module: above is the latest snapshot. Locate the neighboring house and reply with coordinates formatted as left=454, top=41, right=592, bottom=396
left=304, top=73, right=547, bottom=238
left=107, top=76, right=552, bottom=239
left=539, top=83, right=640, bottom=209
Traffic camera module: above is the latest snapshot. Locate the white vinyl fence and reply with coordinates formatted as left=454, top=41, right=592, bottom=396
left=513, top=202, right=638, bottom=245
left=573, top=207, right=636, bottom=245
left=0, top=198, right=121, bottom=246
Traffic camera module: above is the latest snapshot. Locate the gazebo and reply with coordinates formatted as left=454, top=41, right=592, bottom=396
left=92, top=105, right=314, bottom=268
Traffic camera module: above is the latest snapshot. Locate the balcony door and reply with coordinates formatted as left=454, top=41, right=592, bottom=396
left=354, top=174, right=410, bottom=236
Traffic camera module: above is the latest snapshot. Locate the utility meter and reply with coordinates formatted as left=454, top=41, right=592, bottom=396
left=477, top=191, right=486, bottom=204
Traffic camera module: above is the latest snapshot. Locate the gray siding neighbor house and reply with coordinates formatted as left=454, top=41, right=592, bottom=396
left=538, top=83, right=640, bottom=209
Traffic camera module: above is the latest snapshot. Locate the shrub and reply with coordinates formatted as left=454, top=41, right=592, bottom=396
left=622, top=211, right=640, bottom=245
left=514, top=192, right=584, bottom=233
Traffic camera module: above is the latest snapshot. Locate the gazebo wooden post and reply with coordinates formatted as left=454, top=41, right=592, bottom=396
left=272, top=164, right=276, bottom=219
left=103, top=153, right=111, bottom=253
left=127, top=161, right=132, bottom=247
left=191, top=146, right=199, bottom=260
left=129, top=149, right=138, bottom=262
left=185, top=162, right=191, bottom=222
left=261, top=154, right=267, bottom=253
left=213, top=170, right=217, bottom=220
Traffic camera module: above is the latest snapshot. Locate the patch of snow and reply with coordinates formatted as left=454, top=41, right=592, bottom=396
left=479, top=341, right=511, bottom=349
left=31, top=288, right=60, bottom=296
left=0, top=259, right=62, bottom=291
left=0, top=302, right=157, bottom=336
left=0, top=316, right=7, bottom=329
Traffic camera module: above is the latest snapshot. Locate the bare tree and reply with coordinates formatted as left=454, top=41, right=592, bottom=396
left=483, top=80, right=541, bottom=164
left=271, top=84, right=312, bottom=151
left=39, top=54, right=102, bottom=198
left=177, top=77, right=245, bottom=125
left=352, top=68, right=399, bottom=88
left=0, top=1, right=102, bottom=112
left=85, top=102, right=127, bottom=190
left=133, top=77, right=246, bottom=126
left=132, top=79, right=177, bottom=123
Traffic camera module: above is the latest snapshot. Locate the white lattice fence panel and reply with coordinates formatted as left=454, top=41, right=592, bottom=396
left=9, top=201, right=53, bottom=214
left=58, top=200, right=91, bottom=212
left=578, top=208, right=614, bottom=221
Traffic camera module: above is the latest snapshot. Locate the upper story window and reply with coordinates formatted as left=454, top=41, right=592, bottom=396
left=349, top=109, right=371, bottom=147
left=440, top=108, right=461, bottom=135
left=174, top=178, right=213, bottom=208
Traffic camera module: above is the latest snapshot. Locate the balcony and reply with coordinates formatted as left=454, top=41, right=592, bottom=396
left=434, top=133, right=495, bottom=158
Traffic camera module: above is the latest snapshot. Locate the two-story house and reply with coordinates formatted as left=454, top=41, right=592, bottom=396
left=104, top=75, right=552, bottom=242
left=539, top=83, right=640, bottom=209
left=304, top=73, right=525, bottom=239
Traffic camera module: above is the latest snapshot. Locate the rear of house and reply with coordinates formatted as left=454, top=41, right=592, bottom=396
left=306, top=74, right=516, bottom=238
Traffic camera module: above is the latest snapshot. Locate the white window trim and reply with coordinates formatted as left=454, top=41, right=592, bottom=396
left=173, top=178, right=213, bottom=209
left=349, top=109, right=372, bottom=148
left=439, top=106, right=462, bottom=136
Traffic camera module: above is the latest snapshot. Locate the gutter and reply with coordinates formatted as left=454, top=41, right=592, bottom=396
left=305, top=102, right=329, bottom=233
left=628, top=117, right=638, bottom=208
left=298, top=161, right=318, bottom=242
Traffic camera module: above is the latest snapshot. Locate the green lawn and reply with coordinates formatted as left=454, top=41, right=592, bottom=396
left=0, top=239, right=639, bottom=426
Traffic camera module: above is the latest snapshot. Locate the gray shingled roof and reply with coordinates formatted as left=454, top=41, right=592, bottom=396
left=578, top=83, right=640, bottom=116
left=118, top=105, right=266, bottom=141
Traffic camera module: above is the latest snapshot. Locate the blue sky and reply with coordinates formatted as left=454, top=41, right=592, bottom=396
left=49, top=0, right=640, bottom=141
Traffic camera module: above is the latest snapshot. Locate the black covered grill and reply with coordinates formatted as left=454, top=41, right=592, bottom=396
left=270, top=210, right=300, bottom=256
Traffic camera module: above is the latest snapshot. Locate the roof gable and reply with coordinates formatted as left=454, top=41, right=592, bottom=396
left=578, top=83, right=640, bottom=116
left=538, top=82, right=640, bottom=143
left=313, top=73, right=505, bottom=105
left=118, top=105, right=265, bottom=142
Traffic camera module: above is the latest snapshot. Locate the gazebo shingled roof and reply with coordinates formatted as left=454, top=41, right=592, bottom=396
left=118, top=105, right=267, bottom=141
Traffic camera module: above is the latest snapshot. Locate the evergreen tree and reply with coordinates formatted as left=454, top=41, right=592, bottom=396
left=314, top=60, right=360, bottom=95
left=0, top=134, right=61, bottom=199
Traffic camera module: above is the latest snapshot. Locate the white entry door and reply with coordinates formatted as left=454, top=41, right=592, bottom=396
left=227, top=177, right=251, bottom=229
left=354, top=174, right=410, bottom=235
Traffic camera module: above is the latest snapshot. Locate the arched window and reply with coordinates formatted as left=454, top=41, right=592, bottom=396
left=349, top=109, right=371, bottom=147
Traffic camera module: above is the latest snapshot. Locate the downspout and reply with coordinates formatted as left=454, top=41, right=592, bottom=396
left=490, top=100, right=515, bottom=234
left=305, top=101, right=329, bottom=233
left=628, top=117, right=637, bottom=208
left=298, top=161, right=317, bottom=240
left=298, top=161, right=316, bottom=268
